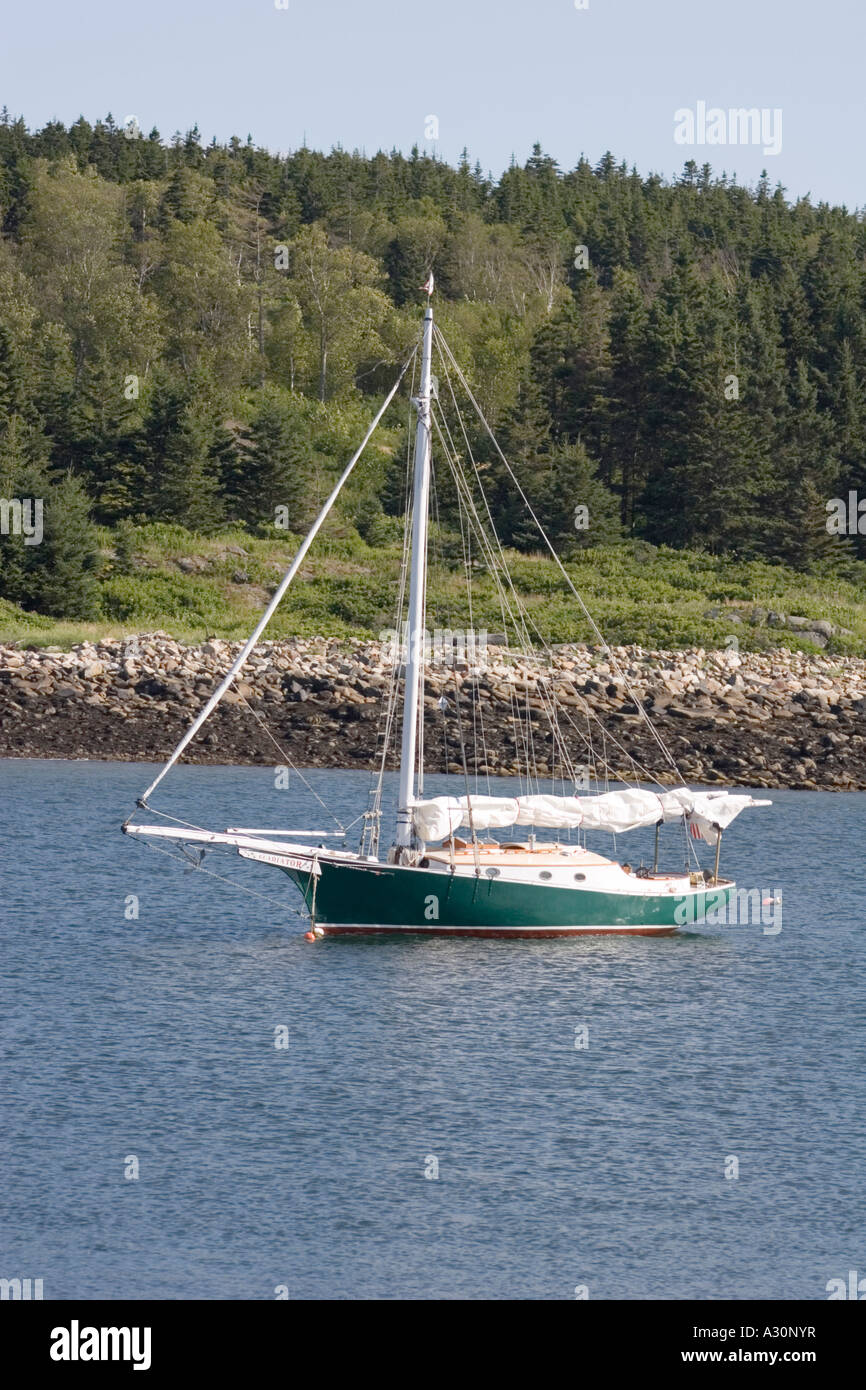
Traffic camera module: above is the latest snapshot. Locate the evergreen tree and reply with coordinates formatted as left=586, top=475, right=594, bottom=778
left=142, top=378, right=223, bottom=531
left=762, top=361, right=840, bottom=569
left=541, top=441, right=622, bottom=553
left=0, top=451, right=100, bottom=619
left=228, top=389, right=313, bottom=529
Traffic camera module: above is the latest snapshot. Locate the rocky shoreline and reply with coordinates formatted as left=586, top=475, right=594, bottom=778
left=2, top=633, right=865, bottom=790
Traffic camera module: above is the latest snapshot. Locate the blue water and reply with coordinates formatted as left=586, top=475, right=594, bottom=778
left=1, top=758, right=864, bottom=1300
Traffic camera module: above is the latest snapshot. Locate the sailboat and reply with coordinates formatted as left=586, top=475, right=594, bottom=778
left=124, top=280, right=770, bottom=937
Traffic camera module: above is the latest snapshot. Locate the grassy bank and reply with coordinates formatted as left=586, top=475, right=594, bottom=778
left=1, top=523, right=865, bottom=655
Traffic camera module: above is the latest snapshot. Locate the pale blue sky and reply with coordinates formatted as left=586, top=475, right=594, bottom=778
left=3, top=0, right=864, bottom=208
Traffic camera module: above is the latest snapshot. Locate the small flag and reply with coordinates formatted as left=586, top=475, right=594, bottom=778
left=421, top=272, right=435, bottom=296
left=687, top=813, right=719, bottom=847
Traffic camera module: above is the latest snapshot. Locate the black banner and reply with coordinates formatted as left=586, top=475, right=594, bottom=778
left=2, top=1299, right=859, bottom=1376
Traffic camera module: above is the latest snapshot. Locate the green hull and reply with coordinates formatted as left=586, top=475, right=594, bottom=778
left=282, top=858, right=733, bottom=936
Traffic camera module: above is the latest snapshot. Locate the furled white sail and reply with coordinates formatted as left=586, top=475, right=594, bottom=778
left=684, top=792, right=771, bottom=846
left=411, top=789, right=770, bottom=843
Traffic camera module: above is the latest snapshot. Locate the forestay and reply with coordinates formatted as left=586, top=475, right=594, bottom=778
left=412, top=789, right=771, bottom=844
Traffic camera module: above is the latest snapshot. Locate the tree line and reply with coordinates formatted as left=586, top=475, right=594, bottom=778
left=1, top=110, right=865, bottom=618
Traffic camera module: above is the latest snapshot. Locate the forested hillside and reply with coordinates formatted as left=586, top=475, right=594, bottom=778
left=1, top=111, right=865, bottom=627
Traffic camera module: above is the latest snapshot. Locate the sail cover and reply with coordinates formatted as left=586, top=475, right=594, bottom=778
left=411, top=788, right=770, bottom=842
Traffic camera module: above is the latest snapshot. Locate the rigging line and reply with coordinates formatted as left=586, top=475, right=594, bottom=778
left=455, top=504, right=492, bottom=797
left=363, top=395, right=415, bottom=851
left=374, top=644, right=403, bottom=787
left=535, top=664, right=660, bottom=789
left=434, top=327, right=687, bottom=785
left=552, top=693, right=663, bottom=791
left=427, top=452, right=452, bottom=783
left=411, top=497, right=428, bottom=802
left=136, top=342, right=419, bottom=809
left=428, top=449, right=487, bottom=793
left=128, top=834, right=301, bottom=921
left=431, top=403, right=574, bottom=786
left=432, top=350, right=661, bottom=796
left=367, top=560, right=409, bottom=819
left=505, top=658, right=580, bottom=789
left=508, top=638, right=654, bottom=790
left=234, top=690, right=345, bottom=831
left=530, top=673, right=581, bottom=785
left=428, top=405, right=534, bottom=784
left=437, top=469, right=535, bottom=790
left=445, top=396, right=682, bottom=789
left=450, top=670, right=481, bottom=872
left=364, top=449, right=415, bottom=855
left=455, top=501, right=479, bottom=794
left=419, top=451, right=454, bottom=797
left=437, top=689, right=452, bottom=774
left=354, top=344, right=416, bottom=382
left=430, top=405, right=530, bottom=653
left=433, top=341, right=634, bottom=796
left=130, top=803, right=210, bottom=834
left=433, top=353, right=578, bottom=783
left=369, top=659, right=400, bottom=790
left=577, top=731, right=704, bottom=871
left=523, top=683, right=539, bottom=796
left=434, top=340, right=539, bottom=654
left=434, top=340, right=621, bottom=783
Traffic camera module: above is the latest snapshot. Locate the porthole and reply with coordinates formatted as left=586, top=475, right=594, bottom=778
left=539, top=870, right=552, bottom=880
left=574, top=872, right=586, bottom=882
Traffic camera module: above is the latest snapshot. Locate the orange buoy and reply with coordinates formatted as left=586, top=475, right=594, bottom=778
left=304, top=930, right=316, bottom=942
